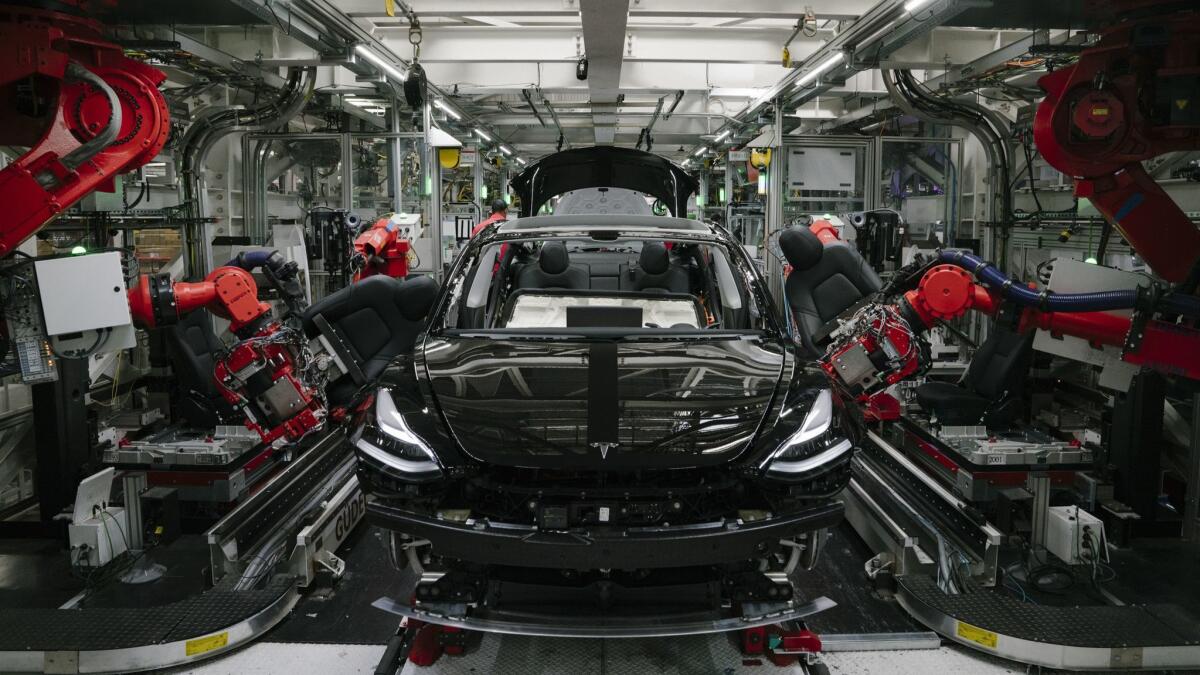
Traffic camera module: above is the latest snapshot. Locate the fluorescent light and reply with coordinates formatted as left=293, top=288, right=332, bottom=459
left=795, top=52, right=844, bottom=89
left=709, top=87, right=768, bottom=98
left=692, top=146, right=708, bottom=157
left=433, top=98, right=462, bottom=121
left=714, top=130, right=731, bottom=143
left=499, top=145, right=514, bottom=156
left=474, top=128, right=493, bottom=142
left=904, top=0, right=933, bottom=12
left=515, top=157, right=527, bottom=165
left=354, top=45, right=407, bottom=82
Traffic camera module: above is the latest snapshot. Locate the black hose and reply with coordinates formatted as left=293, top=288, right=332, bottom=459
left=36, top=62, right=123, bottom=189
left=887, top=69, right=1013, bottom=269
left=123, top=179, right=149, bottom=211
left=60, top=63, right=123, bottom=171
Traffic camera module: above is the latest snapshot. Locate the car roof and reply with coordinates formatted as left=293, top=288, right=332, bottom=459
left=496, top=214, right=716, bottom=236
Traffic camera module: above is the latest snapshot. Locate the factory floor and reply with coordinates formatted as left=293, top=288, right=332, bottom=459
left=154, top=521, right=1013, bottom=674
left=165, top=636, right=1020, bottom=674
left=162, top=522, right=1019, bottom=675
left=4, top=513, right=1197, bottom=673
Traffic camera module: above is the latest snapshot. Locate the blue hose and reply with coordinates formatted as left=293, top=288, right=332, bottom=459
left=226, top=249, right=276, bottom=271
left=937, top=250, right=1200, bottom=317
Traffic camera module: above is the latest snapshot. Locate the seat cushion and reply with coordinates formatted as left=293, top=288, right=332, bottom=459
left=515, top=242, right=590, bottom=290
left=634, top=242, right=690, bottom=294
left=166, top=311, right=238, bottom=428
left=302, top=274, right=439, bottom=406
left=963, top=325, right=1034, bottom=400
left=914, top=381, right=991, bottom=425
left=783, top=232, right=882, bottom=355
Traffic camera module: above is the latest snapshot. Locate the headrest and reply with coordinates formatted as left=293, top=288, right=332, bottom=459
left=397, top=275, right=439, bottom=321
left=780, top=227, right=823, bottom=271
left=539, top=241, right=570, bottom=275
left=639, top=242, right=670, bottom=275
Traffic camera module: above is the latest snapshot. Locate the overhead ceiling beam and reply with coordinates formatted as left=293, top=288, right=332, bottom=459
left=343, top=0, right=876, bottom=20
left=579, top=0, right=629, bottom=145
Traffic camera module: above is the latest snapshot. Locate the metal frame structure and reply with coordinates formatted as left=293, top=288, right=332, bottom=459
left=240, top=130, right=445, bottom=275
left=0, top=588, right=299, bottom=674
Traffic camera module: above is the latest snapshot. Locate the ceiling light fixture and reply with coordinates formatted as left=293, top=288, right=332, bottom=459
left=795, top=52, right=844, bottom=89
left=693, top=147, right=708, bottom=157
left=903, top=0, right=933, bottom=12
left=433, top=98, right=462, bottom=121
left=499, top=145, right=514, bottom=156
left=474, top=128, right=493, bottom=142
left=354, top=45, right=407, bottom=82
left=714, top=130, right=732, bottom=143
left=515, top=157, right=528, bottom=166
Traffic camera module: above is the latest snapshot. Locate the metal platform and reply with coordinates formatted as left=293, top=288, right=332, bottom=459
left=0, top=429, right=361, bottom=674
left=846, top=423, right=1200, bottom=672
left=0, top=575, right=298, bottom=673
left=897, top=574, right=1200, bottom=671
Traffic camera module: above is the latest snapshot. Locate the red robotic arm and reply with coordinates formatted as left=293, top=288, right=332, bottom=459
left=901, top=264, right=1199, bottom=378
left=127, top=262, right=330, bottom=446
left=127, top=266, right=272, bottom=336
left=352, top=215, right=412, bottom=281
left=820, top=256, right=1200, bottom=401
left=1032, top=0, right=1200, bottom=282
left=0, top=2, right=169, bottom=256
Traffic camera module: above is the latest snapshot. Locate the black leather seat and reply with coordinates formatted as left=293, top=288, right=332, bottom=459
left=302, top=274, right=439, bottom=407
left=165, top=311, right=238, bottom=428
left=633, top=242, right=690, bottom=294
left=914, top=324, right=1034, bottom=427
left=781, top=227, right=882, bottom=355
left=515, top=241, right=589, bottom=290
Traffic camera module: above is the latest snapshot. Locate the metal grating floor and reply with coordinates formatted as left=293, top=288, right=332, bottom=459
left=899, top=574, right=1200, bottom=648
left=0, top=576, right=294, bottom=651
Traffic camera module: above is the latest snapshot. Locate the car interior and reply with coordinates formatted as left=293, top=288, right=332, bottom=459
left=447, top=236, right=764, bottom=332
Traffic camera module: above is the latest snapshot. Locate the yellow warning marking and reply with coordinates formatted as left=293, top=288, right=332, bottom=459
left=956, top=621, right=998, bottom=649
left=385, top=0, right=395, bottom=17
left=1091, top=107, right=1109, bottom=116
left=185, top=632, right=229, bottom=656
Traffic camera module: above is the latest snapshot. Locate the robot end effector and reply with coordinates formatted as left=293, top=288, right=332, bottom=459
left=126, top=252, right=337, bottom=447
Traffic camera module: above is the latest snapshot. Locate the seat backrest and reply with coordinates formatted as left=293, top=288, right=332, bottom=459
left=781, top=227, right=882, bottom=355
left=302, top=274, right=439, bottom=407
left=962, top=323, right=1034, bottom=400
left=633, top=242, right=690, bottom=294
left=515, top=241, right=590, bottom=290
left=165, top=311, right=237, bottom=428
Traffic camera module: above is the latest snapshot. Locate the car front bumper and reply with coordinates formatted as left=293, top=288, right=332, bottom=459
left=367, top=499, right=844, bottom=570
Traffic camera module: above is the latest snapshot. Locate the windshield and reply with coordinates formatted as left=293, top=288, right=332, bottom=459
left=437, top=234, right=771, bottom=333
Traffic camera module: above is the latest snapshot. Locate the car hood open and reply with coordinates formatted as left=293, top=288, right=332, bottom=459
left=421, top=333, right=784, bottom=470
left=509, top=147, right=699, bottom=218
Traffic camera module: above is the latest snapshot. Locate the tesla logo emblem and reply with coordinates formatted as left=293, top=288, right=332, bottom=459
left=590, top=442, right=618, bottom=459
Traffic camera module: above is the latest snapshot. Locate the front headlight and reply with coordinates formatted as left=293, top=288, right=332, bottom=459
left=354, top=389, right=441, bottom=479
left=766, top=389, right=853, bottom=475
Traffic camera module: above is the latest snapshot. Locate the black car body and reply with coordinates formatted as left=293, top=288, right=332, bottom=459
left=352, top=148, right=853, bottom=632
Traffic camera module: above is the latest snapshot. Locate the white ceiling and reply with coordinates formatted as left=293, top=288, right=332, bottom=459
left=309, top=0, right=1046, bottom=159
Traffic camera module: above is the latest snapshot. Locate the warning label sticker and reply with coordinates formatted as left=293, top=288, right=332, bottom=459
left=185, top=632, right=229, bottom=656
left=956, top=621, right=998, bottom=649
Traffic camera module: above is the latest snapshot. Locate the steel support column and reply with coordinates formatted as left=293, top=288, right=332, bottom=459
left=32, top=358, right=91, bottom=525
left=1184, top=393, right=1200, bottom=544
left=1110, top=372, right=1166, bottom=523
left=766, top=104, right=786, bottom=307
